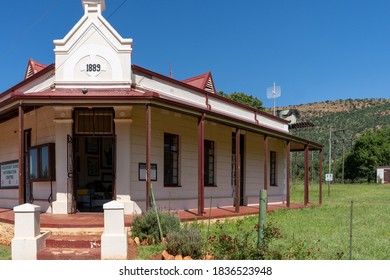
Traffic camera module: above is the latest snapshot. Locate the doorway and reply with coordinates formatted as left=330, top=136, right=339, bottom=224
left=73, top=108, right=115, bottom=212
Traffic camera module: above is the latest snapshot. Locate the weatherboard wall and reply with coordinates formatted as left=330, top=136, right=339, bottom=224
left=0, top=107, right=56, bottom=211
left=133, top=71, right=289, bottom=133
left=128, top=106, right=287, bottom=212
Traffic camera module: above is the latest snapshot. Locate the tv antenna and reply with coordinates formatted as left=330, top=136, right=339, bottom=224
left=267, top=82, right=281, bottom=115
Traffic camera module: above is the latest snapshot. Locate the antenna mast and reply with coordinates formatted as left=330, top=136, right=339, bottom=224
left=266, top=82, right=281, bottom=115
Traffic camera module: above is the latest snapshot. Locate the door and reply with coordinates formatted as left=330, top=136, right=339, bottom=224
left=67, top=135, right=76, bottom=214
left=73, top=108, right=115, bottom=212
left=73, top=136, right=115, bottom=212
left=384, top=169, right=390, bottom=184
left=24, top=129, right=32, bottom=203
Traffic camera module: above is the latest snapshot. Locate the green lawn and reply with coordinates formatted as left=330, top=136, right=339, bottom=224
left=0, top=244, right=11, bottom=260
left=184, top=182, right=390, bottom=260
left=272, top=182, right=390, bottom=259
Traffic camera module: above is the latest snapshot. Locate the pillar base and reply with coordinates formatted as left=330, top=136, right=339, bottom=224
left=11, top=232, right=50, bottom=260
left=101, top=231, right=128, bottom=260
left=51, top=200, right=69, bottom=214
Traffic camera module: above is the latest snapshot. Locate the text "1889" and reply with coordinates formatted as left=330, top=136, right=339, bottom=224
left=86, top=64, right=101, bottom=72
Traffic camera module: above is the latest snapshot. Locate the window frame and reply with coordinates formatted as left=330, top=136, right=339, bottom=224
left=29, top=143, right=56, bottom=182
left=74, top=108, right=114, bottom=136
left=204, top=139, right=215, bottom=187
left=270, top=150, right=277, bottom=186
left=164, top=133, right=180, bottom=187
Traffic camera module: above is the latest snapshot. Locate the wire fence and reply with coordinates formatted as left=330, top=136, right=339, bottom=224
left=278, top=199, right=390, bottom=260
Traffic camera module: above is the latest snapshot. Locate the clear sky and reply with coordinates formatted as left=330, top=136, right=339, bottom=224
left=0, top=0, right=389, bottom=107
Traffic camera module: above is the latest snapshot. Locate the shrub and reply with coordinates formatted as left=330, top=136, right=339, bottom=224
left=282, top=237, right=322, bottom=260
left=131, top=208, right=180, bottom=243
left=165, top=224, right=204, bottom=259
left=207, top=219, right=263, bottom=260
left=207, top=219, right=285, bottom=260
left=208, top=231, right=262, bottom=260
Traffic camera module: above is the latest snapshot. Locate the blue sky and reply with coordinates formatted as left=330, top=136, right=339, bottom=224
left=0, top=0, right=389, bottom=107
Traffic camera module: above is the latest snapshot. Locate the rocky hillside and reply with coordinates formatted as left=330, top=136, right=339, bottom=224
left=269, top=98, right=389, bottom=181
left=273, top=98, right=390, bottom=147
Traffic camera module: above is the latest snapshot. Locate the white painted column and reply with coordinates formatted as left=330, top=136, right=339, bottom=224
left=52, top=107, right=73, bottom=214
left=101, top=200, right=128, bottom=260
left=114, top=106, right=140, bottom=214
left=12, top=203, right=49, bottom=260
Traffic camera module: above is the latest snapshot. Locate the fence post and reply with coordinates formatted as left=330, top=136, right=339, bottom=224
left=349, top=200, right=353, bottom=260
left=257, top=189, right=267, bottom=248
left=101, top=200, right=128, bottom=260
left=12, top=203, right=48, bottom=260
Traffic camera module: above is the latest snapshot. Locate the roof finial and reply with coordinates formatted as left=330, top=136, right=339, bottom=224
left=82, top=0, right=106, bottom=14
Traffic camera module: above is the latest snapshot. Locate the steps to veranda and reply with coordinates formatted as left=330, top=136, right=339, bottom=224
left=37, top=234, right=101, bottom=260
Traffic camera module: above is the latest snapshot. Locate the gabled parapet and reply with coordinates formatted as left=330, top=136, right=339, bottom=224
left=54, top=0, right=132, bottom=89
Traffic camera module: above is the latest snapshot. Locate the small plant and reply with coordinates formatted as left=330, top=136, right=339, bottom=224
left=131, top=208, right=180, bottom=243
left=207, top=219, right=263, bottom=260
left=283, top=236, right=322, bottom=260
left=165, top=224, right=204, bottom=259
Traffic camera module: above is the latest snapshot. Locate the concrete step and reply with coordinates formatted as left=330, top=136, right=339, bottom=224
left=37, top=234, right=102, bottom=260
left=45, top=235, right=101, bottom=249
left=37, top=247, right=100, bottom=260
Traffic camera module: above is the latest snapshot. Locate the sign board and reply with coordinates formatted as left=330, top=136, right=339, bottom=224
left=139, top=163, right=157, bottom=181
left=0, top=161, right=19, bottom=188
left=325, top=173, right=333, bottom=182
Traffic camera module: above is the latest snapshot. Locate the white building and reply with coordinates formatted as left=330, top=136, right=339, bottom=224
left=377, top=166, right=390, bottom=184
left=0, top=0, right=323, bottom=215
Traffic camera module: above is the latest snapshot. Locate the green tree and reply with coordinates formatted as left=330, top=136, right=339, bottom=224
left=344, top=128, right=390, bottom=182
left=218, top=91, right=265, bottom=111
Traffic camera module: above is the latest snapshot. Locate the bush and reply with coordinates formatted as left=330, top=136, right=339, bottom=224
left=131, top=208, right=180, bottom=243
left=282, top=237, right=322, bottom=260
left=165, top=224, right=204, bottom=259
left=207, top=219, right=284, bottom=260
left=207, top=219, right=263, bottom=260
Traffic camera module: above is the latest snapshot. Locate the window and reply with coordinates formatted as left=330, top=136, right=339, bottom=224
left=204, top=140, right=215, bottom=186
left=270, top=151, right=277, bottom=186
left=29, top=143, right=55, bottom=181
left=75, top=108, right=114, bottom=135
left=164, top=133, right=179, bottom=186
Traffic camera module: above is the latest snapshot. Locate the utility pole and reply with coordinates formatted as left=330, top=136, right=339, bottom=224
left=333, top=139, right=337, bottom=184
left=328, top=128, right=332, bottom=196
left=332, top=128, right=347, bottom=184
left=341, top=137, right=345, bottom=184
left=329, top=128, right=332, bottom=175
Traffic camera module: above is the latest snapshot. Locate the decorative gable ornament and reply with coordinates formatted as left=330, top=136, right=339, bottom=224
left=53, top=0, right=132, bottom=89
left=183, top=72, right=217, bottom=94
left=24, top=59, right=48, bottom=80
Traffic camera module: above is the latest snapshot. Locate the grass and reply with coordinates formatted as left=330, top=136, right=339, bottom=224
left=0, top=244, right=11, bottom=260
left=188, top=182, right=390, bottom=260
left=1, top=183, right=389, bottom=260
left=265, top=183, right=390, bottom=259
left=136, top=243, right=165, bottom=260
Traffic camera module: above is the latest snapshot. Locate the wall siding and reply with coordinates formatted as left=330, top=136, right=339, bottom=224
left=0, top=107, right=56, bottom=211
left=129, top=107, right=288, bottom=211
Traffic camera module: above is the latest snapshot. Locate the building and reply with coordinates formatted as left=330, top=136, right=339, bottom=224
left=377, top=166, right=390, bottom=184
left=0, top=0, right=323, bottom=215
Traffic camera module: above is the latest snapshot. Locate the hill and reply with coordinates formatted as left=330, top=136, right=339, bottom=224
left=275, top=98, right=389, bottom=147
left=270, top=98, right=390, bottom=181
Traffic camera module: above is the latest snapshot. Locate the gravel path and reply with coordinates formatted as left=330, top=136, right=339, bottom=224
left=0, top=222, right=13, bottom=246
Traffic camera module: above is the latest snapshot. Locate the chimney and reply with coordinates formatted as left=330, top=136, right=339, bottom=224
left=82, top=0, right=106, bottom=14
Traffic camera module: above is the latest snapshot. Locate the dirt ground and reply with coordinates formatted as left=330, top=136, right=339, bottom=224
left=0, top=222, right=13, bottom=246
